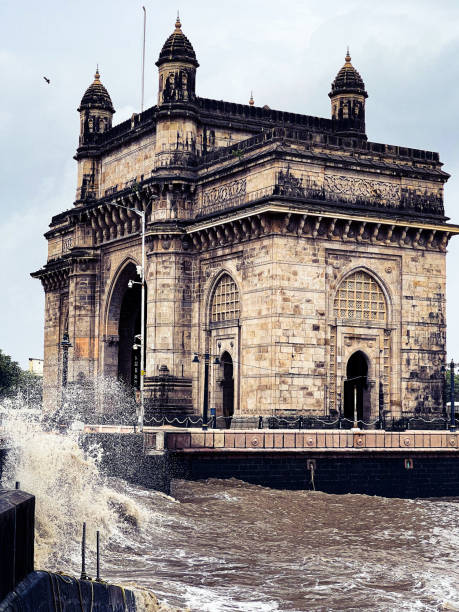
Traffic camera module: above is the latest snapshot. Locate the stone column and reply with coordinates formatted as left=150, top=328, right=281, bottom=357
left=145, top=235, right=193, bottom=418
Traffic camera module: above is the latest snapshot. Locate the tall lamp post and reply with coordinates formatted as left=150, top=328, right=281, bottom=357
left=60, top=332, right=72, bottom=388
left=441, top=363, right=447, bottom=421
left=109, top=194, right=157, bottom=431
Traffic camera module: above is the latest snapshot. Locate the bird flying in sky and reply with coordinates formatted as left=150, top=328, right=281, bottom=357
left=43, top=76, right=50, bottom=84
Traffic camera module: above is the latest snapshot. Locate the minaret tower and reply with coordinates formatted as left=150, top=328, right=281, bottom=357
left=75, top=69, right=115, bottom=202
left=329, top=50, right=368, bottom=139
left=155, top=14, right=199, bottom=106
left=154, top=14, right=200, bottom=167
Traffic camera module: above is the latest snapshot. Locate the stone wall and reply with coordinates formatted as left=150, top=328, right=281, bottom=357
left=189, top=226, right=445, bottom=417
left=172, top=451, right=459, bottom=498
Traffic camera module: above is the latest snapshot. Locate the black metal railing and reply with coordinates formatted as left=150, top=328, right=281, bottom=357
left=88, top=412, right=450, bottom=431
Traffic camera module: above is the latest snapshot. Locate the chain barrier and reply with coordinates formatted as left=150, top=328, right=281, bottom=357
left=89, top=412, right=451, bottom=431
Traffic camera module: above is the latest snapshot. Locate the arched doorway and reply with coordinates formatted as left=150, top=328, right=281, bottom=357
left=118, top=282, right=141, bottom=387
left=105, top=262, right=146, bottom=389
left=220, top=351, right=234, bottom=426
left=343, top=351, right=370, bottom=425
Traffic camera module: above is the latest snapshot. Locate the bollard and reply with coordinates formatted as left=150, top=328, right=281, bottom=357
left=80, top=522, right=88, bottom=580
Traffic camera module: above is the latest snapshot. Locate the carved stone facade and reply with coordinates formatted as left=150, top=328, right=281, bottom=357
left=32, top=18, right=459, bottom=421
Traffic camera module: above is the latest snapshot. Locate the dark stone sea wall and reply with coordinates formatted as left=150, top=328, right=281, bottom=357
left=0, top=489, right=35, bottom=602
left=80, top=433, right=459, bottom=497
left=171, top=451, right=459, bottom=498
left=0, top=488, right=138, bottom=610
left=0, top=571, right=136, bottom=612
left=81, top=432, right=172, bottom=493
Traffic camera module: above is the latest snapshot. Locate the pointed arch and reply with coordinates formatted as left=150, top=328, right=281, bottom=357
left=103, top=257, right=144, bottom=385
left=344, top=350, right=371, bottom=423
left=209, top=271, right=240, bottom=324
left=333, top=267, right=390, bottom=323
left=104, top=257, right=140, bottom=337
left=206, top=269, right=241, bottom=326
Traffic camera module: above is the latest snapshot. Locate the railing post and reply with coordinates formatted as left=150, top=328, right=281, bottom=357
left=450, top=360, right=456, bottom=432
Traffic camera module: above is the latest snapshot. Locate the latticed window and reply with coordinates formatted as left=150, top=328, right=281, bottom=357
left=334, top=271, right=386, bottom=322
left=211, top=274, right=240, bottom=322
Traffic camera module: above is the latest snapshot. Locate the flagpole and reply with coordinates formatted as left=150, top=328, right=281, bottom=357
left=141, top=6, right=146, bottom=112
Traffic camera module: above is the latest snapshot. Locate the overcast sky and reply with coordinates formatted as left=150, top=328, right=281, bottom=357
left=2, top=0, right=459, bottom=368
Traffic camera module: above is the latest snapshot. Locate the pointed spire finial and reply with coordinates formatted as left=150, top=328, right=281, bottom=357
left=345, top=46, right=351, bottom=64
left=175, top=10, right=182, bottom=32
left=249, top=91, right=254, bottom=106
left=94, top=66, right=100, bottom=82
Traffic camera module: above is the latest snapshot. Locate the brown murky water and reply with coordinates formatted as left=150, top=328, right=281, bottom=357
left=99, top=478, right=459, bottom=611
left=3, top=408, right=459, bottom=611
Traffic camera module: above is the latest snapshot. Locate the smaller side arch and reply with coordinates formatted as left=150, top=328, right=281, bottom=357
left=332, top=266, right=392, bottom=324
left=205, top=269, right=242, bottom=328
left=344, top=350, right=370, bottom=425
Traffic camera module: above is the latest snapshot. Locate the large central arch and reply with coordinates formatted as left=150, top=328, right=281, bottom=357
left=104, top=261, right=146, bottom=388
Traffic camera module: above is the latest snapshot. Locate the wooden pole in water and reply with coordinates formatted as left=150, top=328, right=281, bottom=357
left=80, top=522, right=88, bottom=580
left=96, top=530, right=101, bottom=582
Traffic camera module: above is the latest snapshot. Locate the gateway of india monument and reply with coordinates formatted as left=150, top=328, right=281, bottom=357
left=32, top=17, right=459, bottom=425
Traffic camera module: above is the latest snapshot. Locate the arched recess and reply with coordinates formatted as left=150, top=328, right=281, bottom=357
left=104, top=260, right=146, bottom=387
left=204, top=270, right=241, bottom=421
left=214, top=351, right=234, bottom=427
left=343, top=350, right=370, bottom=424
left=329, top=268, right=392, bottom=420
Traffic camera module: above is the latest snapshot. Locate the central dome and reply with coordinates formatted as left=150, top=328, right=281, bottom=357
left=156, top=16, right=199, bottom=68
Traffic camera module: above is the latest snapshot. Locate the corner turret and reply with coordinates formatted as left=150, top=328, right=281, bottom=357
left=78, top=69, right=115, bottom=144
left=75, top=69, right=115, bottom=203
left=329, top=50, right=367, bottom=139
left=155, top=15, right=199, bottom=105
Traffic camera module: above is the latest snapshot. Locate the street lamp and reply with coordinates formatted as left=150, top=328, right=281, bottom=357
left=108, top=193, right=157, bottom=431
left=441, top=363, right=447, bottom=421
left=60, top=332, right=72, bottom=388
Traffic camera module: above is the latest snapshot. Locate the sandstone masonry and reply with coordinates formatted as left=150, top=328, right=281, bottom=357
left=32, top=17, right=459, bottom=423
